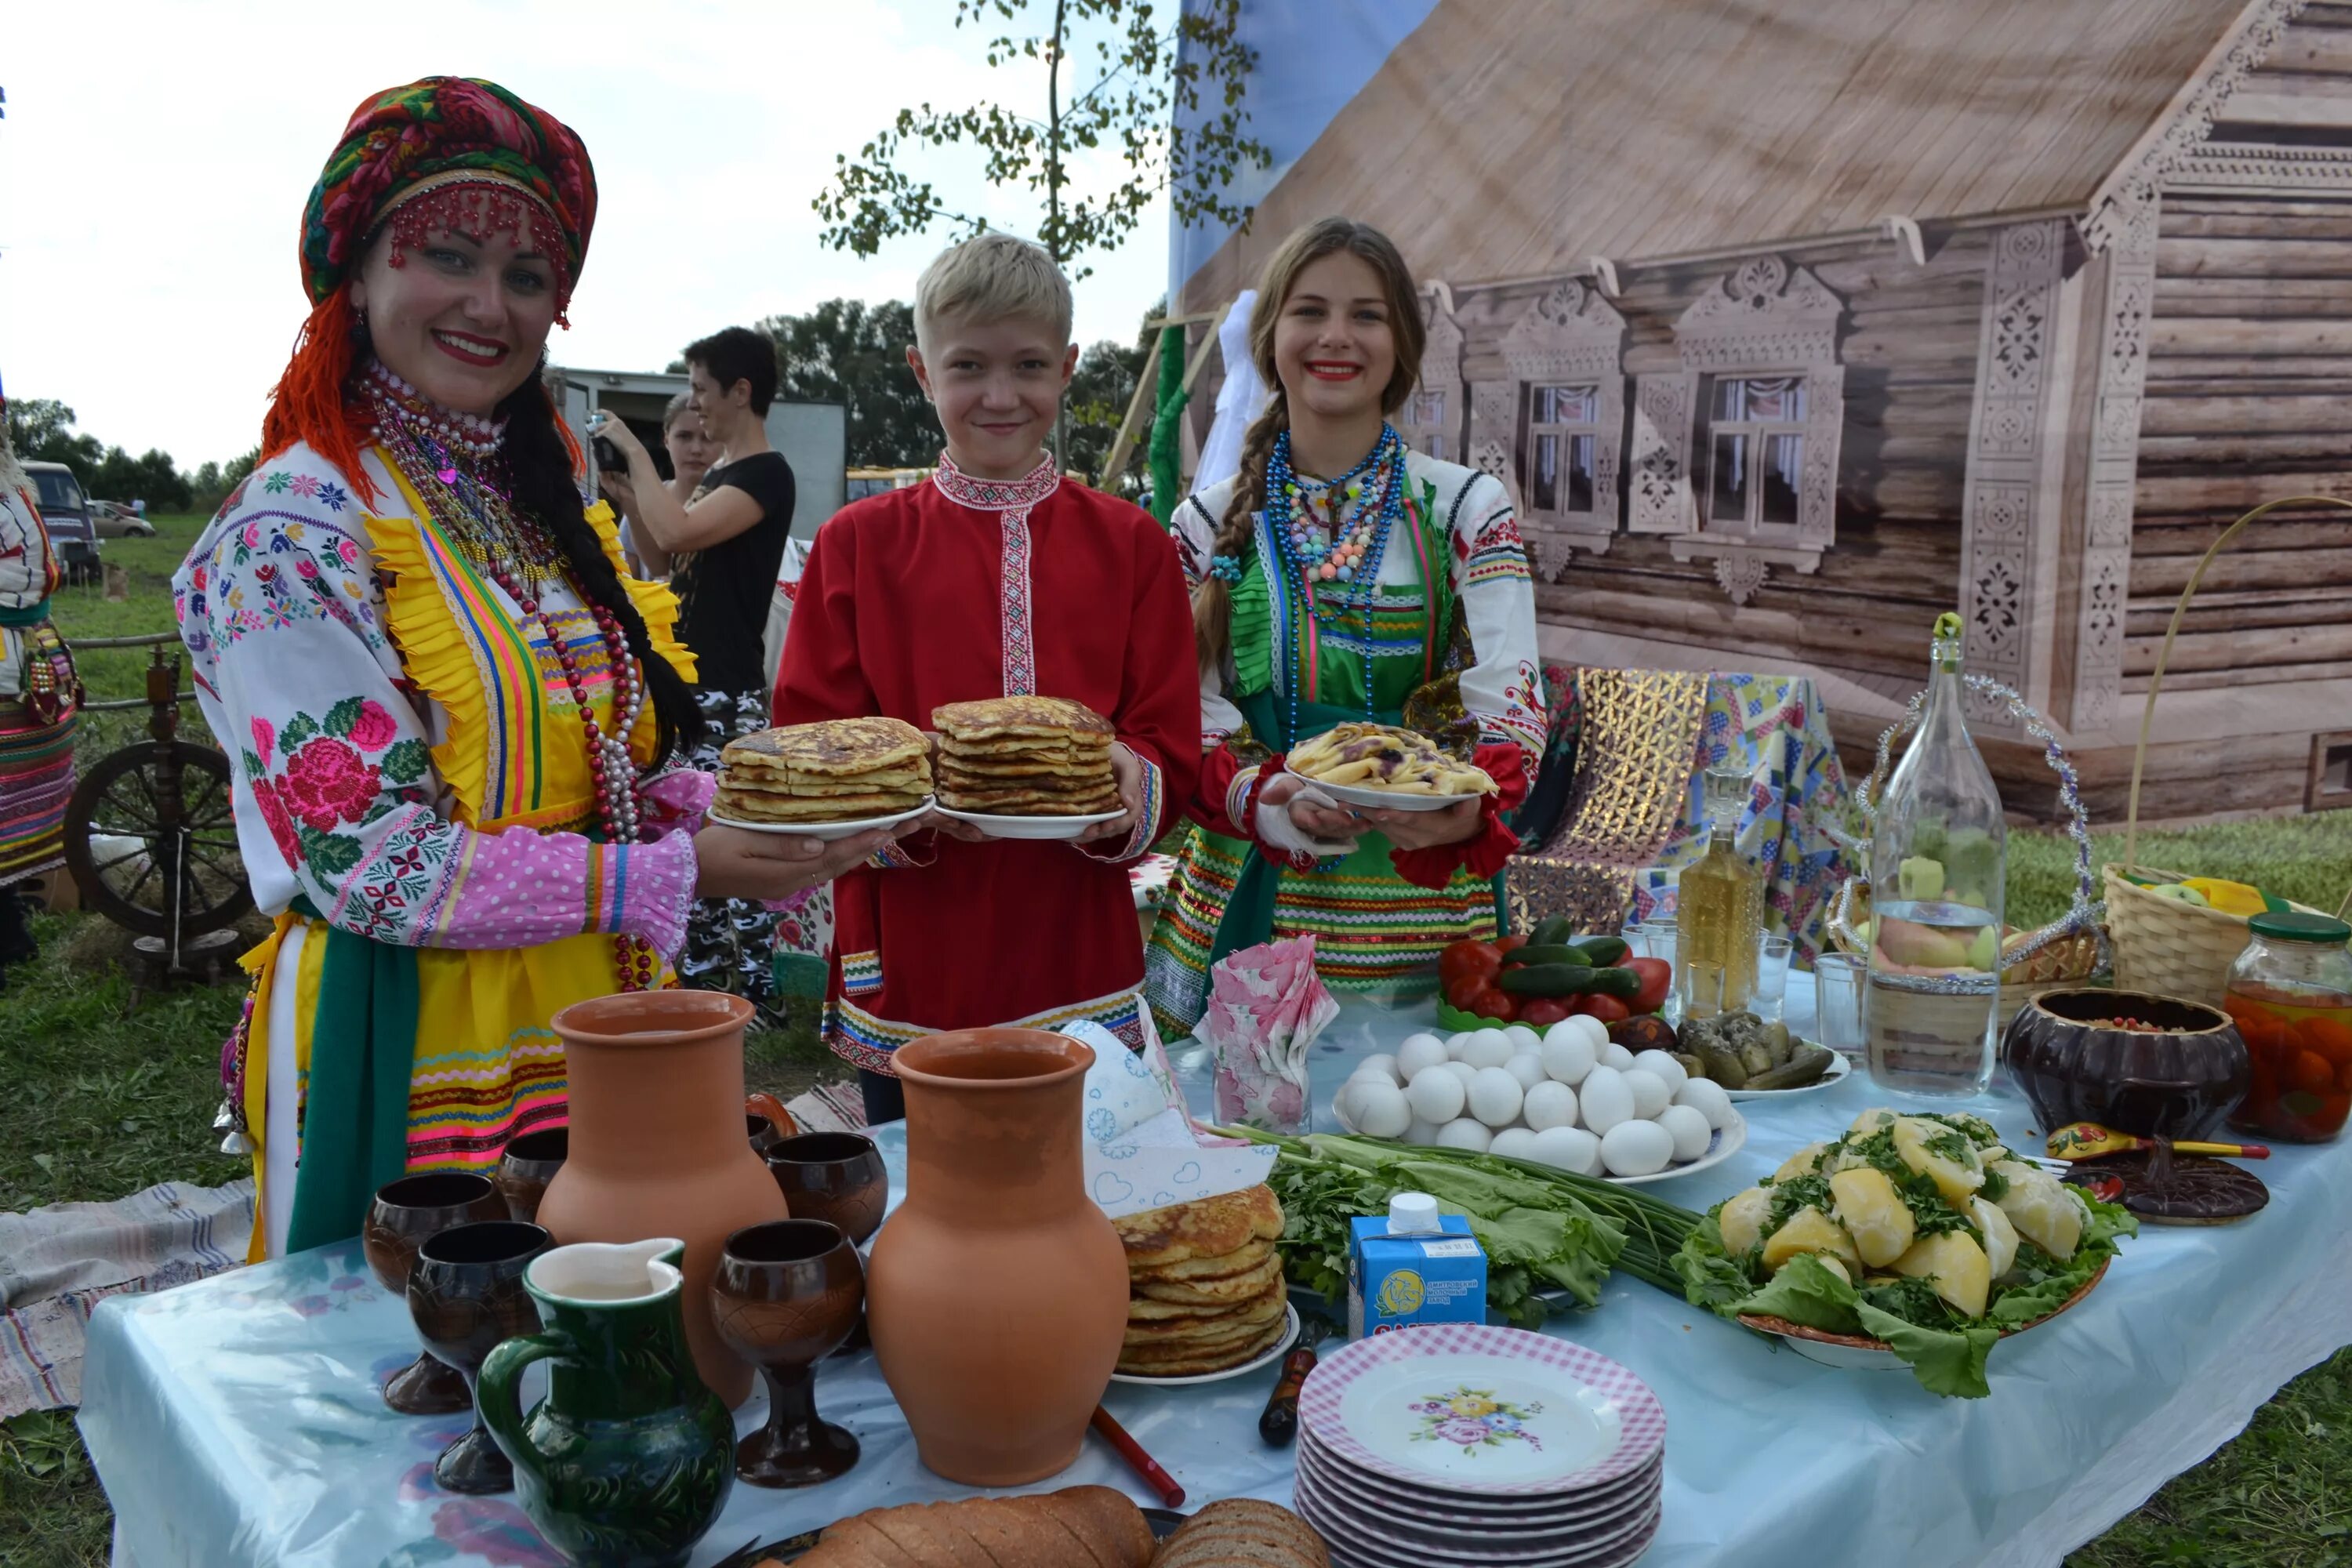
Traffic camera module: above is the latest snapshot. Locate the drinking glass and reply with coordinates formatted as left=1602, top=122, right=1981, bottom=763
left=1636, top=918, right=1681, bottom=1024
left=1754, top=935, right=1793, bottom=1024
left=1814, top=953, right=1865, bottom=1059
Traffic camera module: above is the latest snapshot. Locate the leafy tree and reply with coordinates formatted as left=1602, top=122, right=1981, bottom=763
left=5, top=398, right=194, bottom=510
left=815, top=0, right=1268, bottom=281
left=1063, top=299, right=1163, bottom=494
left=191, top=448, right=260, bottom=515
left=753, top=299, right=939, bottom=469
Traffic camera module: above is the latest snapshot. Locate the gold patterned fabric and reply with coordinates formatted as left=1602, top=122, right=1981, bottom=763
left=1507, top=669, right=1708, bottom=935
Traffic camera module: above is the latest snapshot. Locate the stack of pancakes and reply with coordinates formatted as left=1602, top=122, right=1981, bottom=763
left=932, top=697, right=1119, bottom=818
left=715, top=716, right=931, bottom=825
left=1112, top=1185, right=1290, bottom=1377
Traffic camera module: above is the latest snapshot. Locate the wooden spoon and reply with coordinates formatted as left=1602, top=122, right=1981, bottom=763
left=2045, top=1121, right=2268, bottom=1161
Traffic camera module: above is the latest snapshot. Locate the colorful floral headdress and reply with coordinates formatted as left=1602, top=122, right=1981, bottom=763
left=299, top=75, right=597, bottom=323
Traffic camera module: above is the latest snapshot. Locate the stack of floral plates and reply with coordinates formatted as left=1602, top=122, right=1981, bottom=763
left=1292, top=1324, right=1666, bottom=1568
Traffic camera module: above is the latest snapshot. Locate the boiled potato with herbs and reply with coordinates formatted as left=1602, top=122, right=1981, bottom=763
left=1719, top=1186, right=1776, bottom=1257
left=1773, top=1142, right=1830, bottom=1183
left=1890, top=1229, right=1992, bottom=1319
left=1970, top=1196, right=2020, bottom=1280
left=1828, top=1166, right=1917, bottom=1269
left=1849, top=1109, right=1900, bottom=1138
left=1762, top=1207, right=1862, bottom=1276
left=1893, top=1116, right=1985, bottom=1207
left=1991, top=1160, right=2085, bottom=1261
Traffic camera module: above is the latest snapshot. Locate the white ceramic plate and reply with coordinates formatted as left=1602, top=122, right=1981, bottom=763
left=1298, top=1325, right=1667, bottom=1497
left=934, top=804, right=1123, bottom=840
left=1286, top=771, right=1482, bottom=813
left=1299, top=1432, right=1663, bottom=1530
left=1109, top=1303, right=1300, bottom=1386
left=1724, top=1045, right=1853, bottom=1101
left=706, top=798, right=932, bottom=841
left=1295, top=1459, right=1663, bottom=1568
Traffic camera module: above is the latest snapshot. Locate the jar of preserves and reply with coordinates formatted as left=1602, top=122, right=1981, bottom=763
left=2223, top=910, right=2352, bottom=1143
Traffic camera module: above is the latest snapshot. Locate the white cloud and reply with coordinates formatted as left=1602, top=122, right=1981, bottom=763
left=0, top=0, right=1168, bottom=466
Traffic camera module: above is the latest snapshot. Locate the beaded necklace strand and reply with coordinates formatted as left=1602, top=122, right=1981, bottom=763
left=364, top=367, right=659, bottom=992
left=1265, top=423, right=1406, bottom=735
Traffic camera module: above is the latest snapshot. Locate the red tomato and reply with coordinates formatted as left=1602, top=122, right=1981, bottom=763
left=2296, top=1015, right=2352, bottom=1069
left=1622, top=957, right=1672, bottom=1016
left=2291, top=1050, right=2338, bottom=1098
left=1467, top=986, right=1519, bottom=1022
left=1570, top=993, right=1632, bottom=1025
left=1518, top=998, right=1573, bottom=1029
left=1443, top=971, right=1490, bottom=1011
left=1438, top=940, right=1502, bottom=989
left=1496, top=935, right=1531, bottom=955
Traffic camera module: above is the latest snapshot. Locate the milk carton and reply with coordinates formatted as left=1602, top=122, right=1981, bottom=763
left=1348, top=1192, right=1488, bottom=1338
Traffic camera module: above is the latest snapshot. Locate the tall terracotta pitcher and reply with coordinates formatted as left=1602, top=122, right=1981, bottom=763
left=866, top=1028, right=1127, bottom=1486
left=539, top=992, right=786, bottom=1407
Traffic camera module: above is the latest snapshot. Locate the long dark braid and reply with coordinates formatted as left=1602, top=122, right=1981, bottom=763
left=496, top=378, right=703, bottom=767
left=1192, top=388, right=1288, bottom=675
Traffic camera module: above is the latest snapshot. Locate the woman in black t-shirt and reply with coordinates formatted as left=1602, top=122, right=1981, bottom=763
left=593, top=326, right=802, bottom=1026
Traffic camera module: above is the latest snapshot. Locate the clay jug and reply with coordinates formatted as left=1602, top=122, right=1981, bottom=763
left=477, top=1240, right=735, bottom=1568
left=866, top=1028, right=1127, bottom=1486
left=539, top=992, right=786, bottom=1407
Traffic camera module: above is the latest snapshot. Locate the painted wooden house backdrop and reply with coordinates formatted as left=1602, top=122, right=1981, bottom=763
left=1174, top=0, right=2352, bottom=821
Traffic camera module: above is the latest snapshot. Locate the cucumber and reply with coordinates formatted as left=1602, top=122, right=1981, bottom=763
left=1497, top=964, right=1645, bottom=999
left=1744, top=1045, right=1835, bottom=1091
left=1501, top=943, right=1588, bottom=968
left=1567, top=935, right=1630, bottom=967
left=1530, top=915, right=1575, bottom=947
left=1497, top=964, right=1600, bottom=996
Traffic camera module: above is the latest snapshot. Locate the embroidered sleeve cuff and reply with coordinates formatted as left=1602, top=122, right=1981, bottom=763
left=869, top=830, right=937, bottom=870
left=1076, top=744, right=1164, bottom=865
left=1388, top=791, right=1520, bottom=891
left=613, top=829, right=699, bottom=957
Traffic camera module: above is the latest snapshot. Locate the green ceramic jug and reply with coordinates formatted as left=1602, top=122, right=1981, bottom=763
left=477, top=1238, right=735, bottom=1568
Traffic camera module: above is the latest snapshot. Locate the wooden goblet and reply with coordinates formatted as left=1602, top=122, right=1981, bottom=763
left=492, top=1128, right=568, bottom=1225
left=713, top=1220, right=865, bottom=1487
left=408, top=1220, right=550, bottom=1494
left=363, top=1173, right=507, bottom=1414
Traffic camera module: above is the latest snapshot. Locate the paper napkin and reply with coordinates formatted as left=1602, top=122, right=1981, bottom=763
left=1198, top=934, right=1339, bottom=1134
left=1065, top=1021, right=1275, bottom=1221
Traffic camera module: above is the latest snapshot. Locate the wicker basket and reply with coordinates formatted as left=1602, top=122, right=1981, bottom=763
left=2105, top=495, right=2352, bottom=1009
left=1996, top=929, right=2104, bottom=1030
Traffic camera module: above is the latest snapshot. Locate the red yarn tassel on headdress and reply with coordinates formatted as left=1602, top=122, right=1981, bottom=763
left=260, top=284, right=379, bottom=506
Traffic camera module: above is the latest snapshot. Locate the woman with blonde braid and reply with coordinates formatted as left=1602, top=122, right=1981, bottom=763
left=1145, top=219, right=1546, bottom=1036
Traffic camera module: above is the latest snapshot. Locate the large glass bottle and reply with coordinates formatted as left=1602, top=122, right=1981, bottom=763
left=1864, top=612, right=2007, bottom=1096
left=1675, top=764, right=1763, bottom=1018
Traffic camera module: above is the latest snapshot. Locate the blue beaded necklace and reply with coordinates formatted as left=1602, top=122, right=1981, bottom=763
left=1265, top=423, right=1407, bottom=735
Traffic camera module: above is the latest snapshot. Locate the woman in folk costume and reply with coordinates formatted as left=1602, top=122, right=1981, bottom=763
left=0, top=376, right=79, bottom=989
left=1145, top=219, right=1547, bottom=1038
left=176, top=78, right=895, bottom=1260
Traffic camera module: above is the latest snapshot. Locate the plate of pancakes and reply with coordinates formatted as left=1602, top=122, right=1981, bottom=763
left=1111, top=1184, right=1301, bottom=1384
left=713, top=717, right=935, bottom=840
left=933, top=696, right=1127, bottom=840
left=1288, top=722, right=1497, bottom=812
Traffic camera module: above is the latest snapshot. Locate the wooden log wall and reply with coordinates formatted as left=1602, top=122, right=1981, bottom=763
left=1453, top=232, right=1987, bottom=685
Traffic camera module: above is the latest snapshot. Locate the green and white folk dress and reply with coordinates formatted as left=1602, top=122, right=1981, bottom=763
left=1145, top=449, right=1546, bottom=1040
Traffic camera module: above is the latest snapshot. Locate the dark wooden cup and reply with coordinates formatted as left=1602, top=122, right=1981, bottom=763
left=713, top=1220, right=865, bottom=1487
left=764, top=1132, right=888, bottom=1243
left=408, top=1220, right=550, bottom=1494
left=493, top=1128, right=568, bottom=1224
left=746, top=1114, right=786, bottom=1157
left=363, top=1173, right=507, bottom=1414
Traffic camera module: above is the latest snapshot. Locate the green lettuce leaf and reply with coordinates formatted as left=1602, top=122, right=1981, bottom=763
left=1853, top=1302, right=1998, bottom=1398
left=1733, top=1252, right=1864, bottom=1334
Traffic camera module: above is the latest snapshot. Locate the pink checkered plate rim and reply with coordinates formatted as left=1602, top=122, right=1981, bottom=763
left=1298, top=1324, right=1666, bottom=1496
left=1299, top=1428, right=1662, bottom=1530
left=1296, top=1459, right=1664, bottom=1568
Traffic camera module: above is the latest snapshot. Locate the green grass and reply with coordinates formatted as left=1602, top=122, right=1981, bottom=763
left=2009, top=811, right=2352, bottom=932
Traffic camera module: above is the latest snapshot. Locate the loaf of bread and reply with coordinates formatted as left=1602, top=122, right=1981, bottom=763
left=794, top=1485, right=1155, bottom=1567
left=1149, top=1499, right=1330, bottom=1568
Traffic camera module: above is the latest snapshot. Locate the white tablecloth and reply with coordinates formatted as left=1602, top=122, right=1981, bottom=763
left=83, top=978, right=2352, bottom=1567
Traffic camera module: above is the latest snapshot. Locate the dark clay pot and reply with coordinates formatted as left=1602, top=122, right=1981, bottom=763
left=2001, top=988, right=2250, bottom=1140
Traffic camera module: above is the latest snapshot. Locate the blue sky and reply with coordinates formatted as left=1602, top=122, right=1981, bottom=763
left=1, top=0, right=1171, bottom=468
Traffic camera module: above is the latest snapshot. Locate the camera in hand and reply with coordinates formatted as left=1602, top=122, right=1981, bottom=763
left=592, top=434, right=624, bottom=473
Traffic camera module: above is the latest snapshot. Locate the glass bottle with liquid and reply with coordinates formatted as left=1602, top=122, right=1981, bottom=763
left=1675, top=764, right=1762, bottom=1019
left=1864, top=612, right=2006, bottom=1096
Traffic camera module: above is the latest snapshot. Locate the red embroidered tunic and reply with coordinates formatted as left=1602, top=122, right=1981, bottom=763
left=772, top=456, right=1201, bottom=1072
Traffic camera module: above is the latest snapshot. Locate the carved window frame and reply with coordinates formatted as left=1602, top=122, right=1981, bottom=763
left=1657, top=256, right=1846, bottom=583
left=1399, top=284, right=1467, bottom=466
left=1466, top=279, right=1627, bottom=576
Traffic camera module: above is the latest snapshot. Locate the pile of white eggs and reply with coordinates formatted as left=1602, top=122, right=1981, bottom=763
left=1330, top=1017, right=1740, bottom=1178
